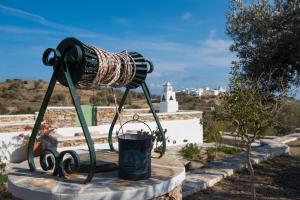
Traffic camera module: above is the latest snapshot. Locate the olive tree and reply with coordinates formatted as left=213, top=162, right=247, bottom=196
left=226, top=0, right=300, bottom=95
left=219, top=65, right=285, bottom=200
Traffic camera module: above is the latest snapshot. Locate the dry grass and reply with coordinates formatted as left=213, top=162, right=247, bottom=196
left=0, top=79, right=151, bottom=114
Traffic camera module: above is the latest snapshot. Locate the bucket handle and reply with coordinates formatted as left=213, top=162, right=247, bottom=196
left=116, top=114, right=153, bottom=138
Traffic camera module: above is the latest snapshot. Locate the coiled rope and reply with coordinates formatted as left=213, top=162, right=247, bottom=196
left=89, top=46, right=136, bottom=88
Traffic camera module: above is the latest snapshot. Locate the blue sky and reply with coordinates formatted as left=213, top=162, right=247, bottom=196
left=0, top=1, right=234, bottom=93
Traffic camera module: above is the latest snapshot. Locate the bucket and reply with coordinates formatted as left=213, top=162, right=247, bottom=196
left=118, top=134, right=152, bottom=180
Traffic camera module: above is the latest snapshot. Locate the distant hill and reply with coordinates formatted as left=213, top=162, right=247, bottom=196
left=0, top=79, right=155, bottom=114
left=1, top=79, right=299, bottom=136
left=176, top=92, right=223, bottom=112
left=0, top=79, right=225, bottom=115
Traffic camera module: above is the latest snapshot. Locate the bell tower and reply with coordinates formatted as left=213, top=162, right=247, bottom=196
left=159, top=82, right=178, bottom=113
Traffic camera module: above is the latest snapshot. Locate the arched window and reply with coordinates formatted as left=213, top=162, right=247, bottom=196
left=162, top=95, right=166, bottom=101
left=169, top=96, right=173, bottom=100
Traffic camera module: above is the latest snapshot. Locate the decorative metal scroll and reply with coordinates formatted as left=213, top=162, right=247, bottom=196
left=27, top=46, right=96, bottom=184
left=40, top=149, right=80, bottom=178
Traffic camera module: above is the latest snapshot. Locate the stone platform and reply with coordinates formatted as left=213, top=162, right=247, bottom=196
left=7, top=151, right=185, bottom=200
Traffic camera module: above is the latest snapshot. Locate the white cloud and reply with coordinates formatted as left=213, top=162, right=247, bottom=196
left=127, top=35, right=234, bottom=73
left=112, top=17, right=129, bottom=26
left=0, top=25, right=66, bottom=35
left=0, top=4, right=44, bottom=21
left=181, top=12, right=192, bottom=20
left=0, top=4, right=112, bottom=40
left=0, top=4, right=234, bottom=89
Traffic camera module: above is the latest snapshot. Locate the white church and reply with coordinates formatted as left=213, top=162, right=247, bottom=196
left=159, top=82, right=179, bottom=113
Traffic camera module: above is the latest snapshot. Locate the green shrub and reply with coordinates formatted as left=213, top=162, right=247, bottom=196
left=107, top=95, right=115, bottom=104
left=126, top=104, right=142, bottom=109
left=89, top=96, right=101, bottom=104
left=205, top=145, right=242, bottom=162
left=0, top=90, right=18, bottom=99
left=0, top=103, right=8, bottom=114
left=0, top=163, right=7, bottom=186
left=215, top=145, right=242, bottom=154
left=179, top=143, right=201, bottom=159
left=52, top=93, right=66, bottom=103
left=8, top=82, right=22, bottom=90
left=33, top=94, right=43, bottom=101
left=0, top=174, right=7, bottom=186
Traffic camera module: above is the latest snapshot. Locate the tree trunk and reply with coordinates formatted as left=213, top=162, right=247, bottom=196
left=246, top=144, right=256, bottom=200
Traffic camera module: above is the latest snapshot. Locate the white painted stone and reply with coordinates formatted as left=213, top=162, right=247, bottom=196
left=7, top=153, right=185, bottom=200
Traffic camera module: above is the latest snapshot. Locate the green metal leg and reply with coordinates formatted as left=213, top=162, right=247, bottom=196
left=141, top=82, right=166, bottom=157
left=28, top=67, right=59, bottom=171
left=63, top=64, right=96, bottom=184
left=108, top=88, right=130, bottom=151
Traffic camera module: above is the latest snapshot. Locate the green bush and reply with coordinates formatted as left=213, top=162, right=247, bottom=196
left=33, top=80, right=41, bottom=89
left=13, top=106, right=35, bottom=114
left=33, top=94, right=43, bottom=101
left=0, top=90, right=18, bottom=99
left=215, top=145, right=242, bottom=154
left=179, top=143, right=201, bottom=159
left=0, top=163, right=6, bottom=185
left=8, top=82, right=23, bottom=90
left=107, top=95, right=115, bottom=104
left=0, top=174, right=7, bottom=186
left=52, top=93, right=66, bottom=103
left=126, top=104, right=142, bottom=109
left=89, top=96, right=102, bottom=105
left=0, top=103, right=8, bottom=114
left=205, top=145, right=242, bottom=162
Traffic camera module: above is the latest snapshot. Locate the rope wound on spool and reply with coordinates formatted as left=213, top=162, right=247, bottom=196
left=43, top=37, right=152, bottom=89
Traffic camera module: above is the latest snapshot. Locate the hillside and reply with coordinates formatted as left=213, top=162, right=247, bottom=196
left=0, top=79, right=220, bottom=115
left=176, top=92, right=222, bottom=111
left=0, top=79, right=155, bottom=114
left=1, top=79, right=300, bottom=136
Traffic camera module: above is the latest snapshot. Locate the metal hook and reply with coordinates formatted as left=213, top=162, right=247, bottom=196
left=133, top=113, right=140, bottom=121
left=42, top=48, right=61, bottom=66
left=145, top=60, right=154, bottom=74
left=64, top=45, right=83, bottom=63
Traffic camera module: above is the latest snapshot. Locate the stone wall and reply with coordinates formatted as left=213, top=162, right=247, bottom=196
left=123, top=111, right=202, bottom=122
left=95, top=106, right=115, bottom=125
left=95, top=107, right=202, bottom=126
left=123, top=108, right=150, bottom=115
left=0, top=106, right=202, bottom=133
left=42, top=107, right=77, bottom=128
left=0, top=114, right=35, bottom=123
left=0, top=123, right=34, bottom=133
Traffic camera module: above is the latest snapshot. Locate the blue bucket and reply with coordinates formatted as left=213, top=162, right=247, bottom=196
left=118, top=134, right=152, bottom=180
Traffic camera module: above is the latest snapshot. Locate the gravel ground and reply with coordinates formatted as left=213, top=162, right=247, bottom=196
left=185, top=140, right=300, bottom=200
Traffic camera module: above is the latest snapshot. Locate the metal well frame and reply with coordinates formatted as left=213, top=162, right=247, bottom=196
left=27, top=38, right=166, bottom=184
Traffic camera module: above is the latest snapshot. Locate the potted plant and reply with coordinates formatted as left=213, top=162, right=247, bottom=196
left=13, top=121, right=58, bottom=163
left=38, top=122, right=58, bottom=152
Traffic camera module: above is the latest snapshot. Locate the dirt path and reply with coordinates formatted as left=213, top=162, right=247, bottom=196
left=185, top=140, right=300, bottom=200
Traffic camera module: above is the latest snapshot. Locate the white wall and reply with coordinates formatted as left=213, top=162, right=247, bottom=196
left=0, top=118, right=203, bottom=163
left=56, top=118, right=202, bottom=146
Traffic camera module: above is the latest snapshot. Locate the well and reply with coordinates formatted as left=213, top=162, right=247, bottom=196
left=7, top=151, right=185, bottom=200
